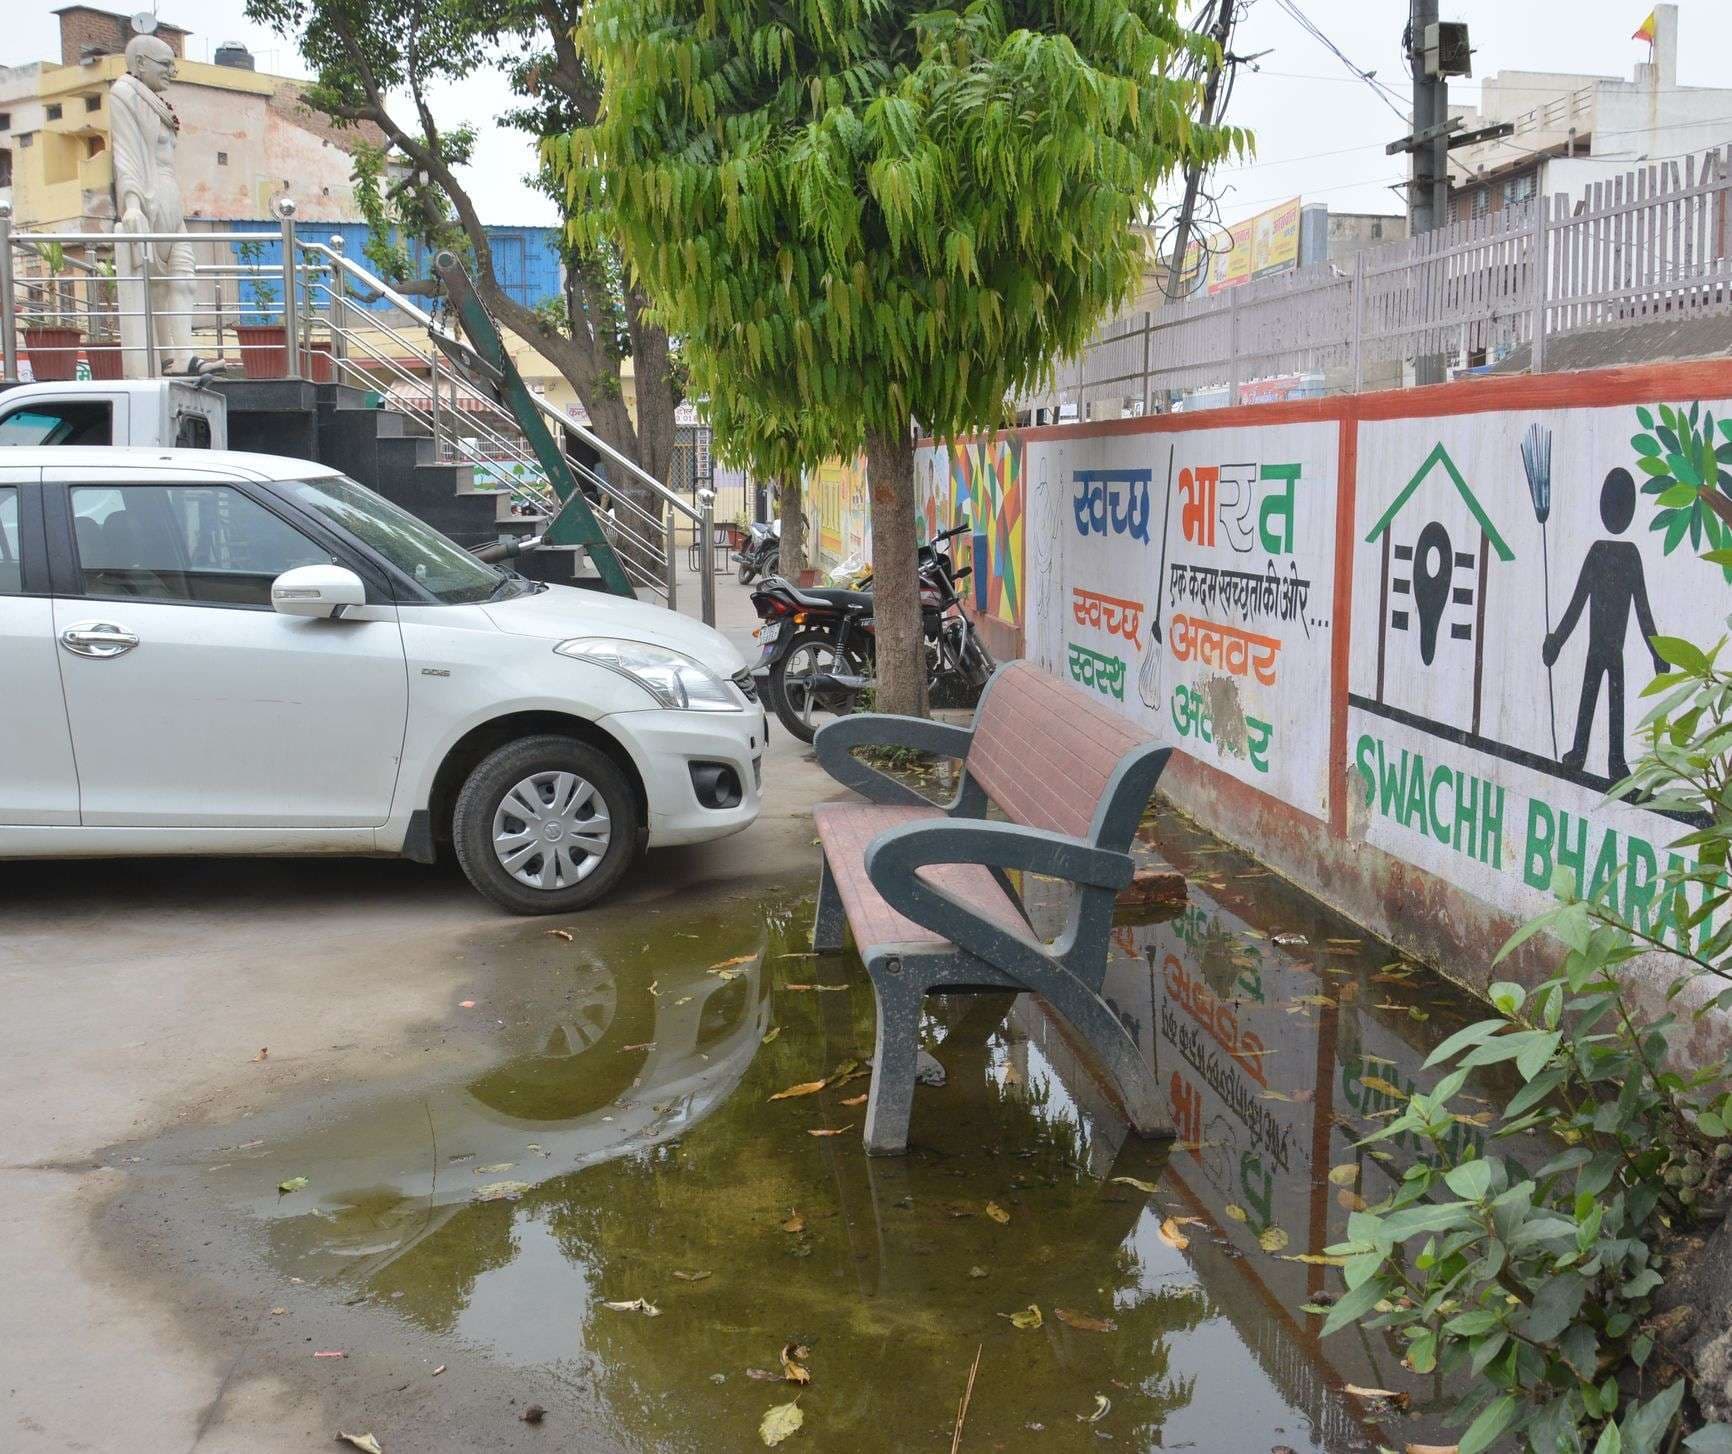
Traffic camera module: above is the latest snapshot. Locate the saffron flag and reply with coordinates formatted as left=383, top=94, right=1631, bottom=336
left=1632, top=9, right=1657, bottom=43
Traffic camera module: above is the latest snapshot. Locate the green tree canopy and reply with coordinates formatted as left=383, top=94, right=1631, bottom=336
left=559, top=0, right=1240, bottom=707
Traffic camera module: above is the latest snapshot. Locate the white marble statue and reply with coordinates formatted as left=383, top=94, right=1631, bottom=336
left=110, top=34, right=195, bottom=376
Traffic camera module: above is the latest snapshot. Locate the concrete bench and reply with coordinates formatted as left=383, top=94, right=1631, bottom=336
left=811, top=661, right=1175, bottom=1155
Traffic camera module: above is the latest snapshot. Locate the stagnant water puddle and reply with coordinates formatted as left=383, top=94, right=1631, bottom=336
left=120, top=810, right=1515, bottom=1452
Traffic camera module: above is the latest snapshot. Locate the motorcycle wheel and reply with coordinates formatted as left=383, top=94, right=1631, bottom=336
left=770, top=632, right=870, bottom=744
left=960, top=631, right=996, bottom=689
left=737, top=557, right=757, bottom=584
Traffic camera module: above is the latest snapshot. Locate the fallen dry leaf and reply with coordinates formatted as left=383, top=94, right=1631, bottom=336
left=1258, top=1226, right=1291, bottom=1253
left=474, top=1181, right=531, bottom=1202
left=712, top=953, right=755, bottom=971
left=269, top=1306, right=286, bottom=1316
left=1327, top=1163, right=1359, bottom=1187
left=458, top=999, right=476, bottom=1009
left=336, top=1435, right=382, bottom=1454
left=969, top=1265, right=989, bottom=1279
left=1055, top=1308, right=1118, bottom=1333
left=763, top=1026, right=781, bottom=1045
left=475, top=1162, right=514, bottom=1175
left=984, top=1202, right=1010, bottom=1224
left=253, top=1047, right=268, bottom=1062
left=520, top=1405, right=547, bottom=1424
left=1403, top=1445, right=1460, bottom=1453
left=431, top=1365, right=445, bottom=1376
left=671, top=1270, right=712, bottom=1282
left=1337, top=1189, right=1368, bottom=1212
left=602, top=1298, right=661, bottom=1317
left=278, top=1176, right=309, bottom=1194
left=1279, top=1253, right=1349, bottom=1266
left=780, top=1343, right=811, bottom=1384
left=769, top=1081, right=828, bottom=1102
left=1224, top=1203, right=1249, bottom=1222
left=1344, top=1384, right=1411, bottom=1409
left=1110, top=1175, right=1160, bottom=1195
left=781, top=1210, right=805, bottom=1234
left=840, top=1093, right=868, bottom=1107
left=998, top=1304, right=1042, bottom=1330
left=621, top=1041, right=656, bottom=1052
left=760, top=1399, right=804, bottom=1447
left=1081, top=1394, right=1111, bottom=1424
left=1157, top=1218, right=1190, bottom=1251
left=807, top=1126, right=852, bottom=1138
left=546, top=927, right=573, bottom=941
left=1359, top=1075, right=1407, bottom=1099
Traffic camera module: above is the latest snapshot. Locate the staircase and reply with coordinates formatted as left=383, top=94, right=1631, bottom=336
left=217, top=377, right=588, bottom=587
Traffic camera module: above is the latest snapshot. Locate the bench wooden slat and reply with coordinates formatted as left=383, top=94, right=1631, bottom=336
left=814, top=801, right=1027, bottom=948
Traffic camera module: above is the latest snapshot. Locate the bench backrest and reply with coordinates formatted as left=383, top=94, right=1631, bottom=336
left=965, top=662, right=1155, bottom=844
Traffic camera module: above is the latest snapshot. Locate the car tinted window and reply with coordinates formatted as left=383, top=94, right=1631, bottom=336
left=70, top=483, right=330, bottom=606
left=0, top=401, right=112, bottom=446
left=0, top=488, right=19, bottom=594
left=281, top=473, right=506, bottom=605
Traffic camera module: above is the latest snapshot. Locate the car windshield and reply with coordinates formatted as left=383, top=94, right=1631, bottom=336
left=280, top=474, right=509, bottom=605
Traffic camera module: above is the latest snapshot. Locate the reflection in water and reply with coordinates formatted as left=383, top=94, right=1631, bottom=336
left=187, top=821, right=1504, bottom=1452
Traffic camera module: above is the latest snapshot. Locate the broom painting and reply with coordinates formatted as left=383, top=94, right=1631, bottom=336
left=1521, top=422, right=1559, bottom=759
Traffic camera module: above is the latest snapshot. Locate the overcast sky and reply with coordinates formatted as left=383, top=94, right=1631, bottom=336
left=15, top=0, right=1732, bottom=230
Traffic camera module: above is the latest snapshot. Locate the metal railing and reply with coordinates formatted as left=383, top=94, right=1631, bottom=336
left=0, top=203, right=715, bottom=623
left=1028, top=144, right=1732, bottom=416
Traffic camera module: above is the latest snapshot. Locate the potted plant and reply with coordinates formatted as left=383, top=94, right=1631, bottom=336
left=84, top=260, right=123, bottom=380
left=232, top=239, right=289, bottom=378
left=22, top=242, right=84, bottom=382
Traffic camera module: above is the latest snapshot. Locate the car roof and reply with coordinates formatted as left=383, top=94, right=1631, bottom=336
left=2, top=448, right=342, bottom=482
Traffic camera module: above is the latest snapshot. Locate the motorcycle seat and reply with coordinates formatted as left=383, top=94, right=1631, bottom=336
left=789, top=585, right=874, bottom=611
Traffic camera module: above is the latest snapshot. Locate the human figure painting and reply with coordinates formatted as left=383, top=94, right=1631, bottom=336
left=1542, top=467, right=1664, bottom=781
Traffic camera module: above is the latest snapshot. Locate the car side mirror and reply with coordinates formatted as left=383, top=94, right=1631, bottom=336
left=271, top=563, right=367, bottom=620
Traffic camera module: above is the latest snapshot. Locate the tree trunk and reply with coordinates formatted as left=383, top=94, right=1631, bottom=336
left=778, top=474, right=805, bottom=580
left=864, top=426, right=926, bottom=717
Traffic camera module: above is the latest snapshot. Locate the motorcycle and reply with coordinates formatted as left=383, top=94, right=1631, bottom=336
left=733, top=518, right=781, bottom=584
left=749, top=521, right=997, bottom=743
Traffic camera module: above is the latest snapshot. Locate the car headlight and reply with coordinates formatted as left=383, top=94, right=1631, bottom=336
left=554, top=637, right=741, bottom=712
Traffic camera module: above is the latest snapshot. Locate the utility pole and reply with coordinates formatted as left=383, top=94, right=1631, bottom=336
left=1164, top=0, right=1238, bottom=298
left=1407, top=0, right=1444, bottom=237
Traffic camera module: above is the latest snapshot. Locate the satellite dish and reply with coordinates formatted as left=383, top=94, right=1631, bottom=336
left=130, top=12, right=158, bottom=35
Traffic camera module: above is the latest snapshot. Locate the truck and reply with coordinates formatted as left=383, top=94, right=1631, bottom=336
left=0, top=379, right=227, bottom=450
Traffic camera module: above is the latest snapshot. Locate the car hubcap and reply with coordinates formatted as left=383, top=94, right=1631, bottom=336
left=492, top=771, right=612, bottom=891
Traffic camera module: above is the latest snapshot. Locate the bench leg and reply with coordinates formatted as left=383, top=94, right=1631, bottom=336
left=813, top=854, right=848, bottom=953
left=862, top=954, right=929, bottom=1155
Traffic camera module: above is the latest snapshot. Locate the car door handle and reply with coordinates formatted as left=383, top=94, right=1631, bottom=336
left=60, top=622, right=140, bottom=659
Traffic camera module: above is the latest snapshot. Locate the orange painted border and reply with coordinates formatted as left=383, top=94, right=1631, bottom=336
left=1328, top=416, right=1358, bottom=839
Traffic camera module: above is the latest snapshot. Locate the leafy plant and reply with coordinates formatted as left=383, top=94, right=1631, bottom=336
left=234, top=239, right=280, bottom=325
left=560, top=0, right=1245, bottom=714
left=1632, top=404, right=1732, bottom=582
left=1319, top=619, right=1732, bottom=1453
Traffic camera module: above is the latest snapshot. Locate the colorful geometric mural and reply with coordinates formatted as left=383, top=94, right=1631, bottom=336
left=918, top=435, right=1025, bottom=628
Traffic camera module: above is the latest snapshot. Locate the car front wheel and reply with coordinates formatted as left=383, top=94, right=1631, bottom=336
left=452, top=735, right=640, bottom=915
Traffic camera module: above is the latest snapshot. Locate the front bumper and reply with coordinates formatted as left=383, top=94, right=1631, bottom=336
left=600, top=704, right=767, bottom=847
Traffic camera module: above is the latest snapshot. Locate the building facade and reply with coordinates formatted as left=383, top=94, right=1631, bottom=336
left=1446, top=4, right=1730, bottom=223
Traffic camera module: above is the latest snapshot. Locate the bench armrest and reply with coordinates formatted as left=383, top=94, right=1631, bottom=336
left=813, top=714, right=976, bottom=808
left=867, top=818, right=1134, bottom=895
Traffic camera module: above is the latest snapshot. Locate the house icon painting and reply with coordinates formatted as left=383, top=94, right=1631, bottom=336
left=1364, top=442, right=1515, bottom=739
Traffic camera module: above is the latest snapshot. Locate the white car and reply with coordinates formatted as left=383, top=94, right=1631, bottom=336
left=0, top=449, right=765, bottom=913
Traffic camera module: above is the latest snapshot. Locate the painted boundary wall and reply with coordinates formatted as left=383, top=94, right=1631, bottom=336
left=917, top=360, right=1732, bottom=1046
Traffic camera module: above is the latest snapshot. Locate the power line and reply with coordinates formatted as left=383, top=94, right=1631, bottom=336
left=1268, top=0, right=1410, bottom=122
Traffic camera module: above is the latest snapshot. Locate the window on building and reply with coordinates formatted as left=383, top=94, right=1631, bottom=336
left=1471, top=188, right=1491, bottom=219
left=45, top=103, right=62, bottom=121
left=84, top=94, right=100, bottom=113
left=216, top=151, right=228, bottom=166
left=0, top=150, right=10, bottom=189
left=17, top=131, right=33, bottom=148
left=1504, top=172, right=1537, bottom=206
left=0, top=112, right=11, bottom=131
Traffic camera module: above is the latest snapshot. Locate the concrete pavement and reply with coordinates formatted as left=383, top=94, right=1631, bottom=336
left=0, top=563, right=835, bottom=1453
